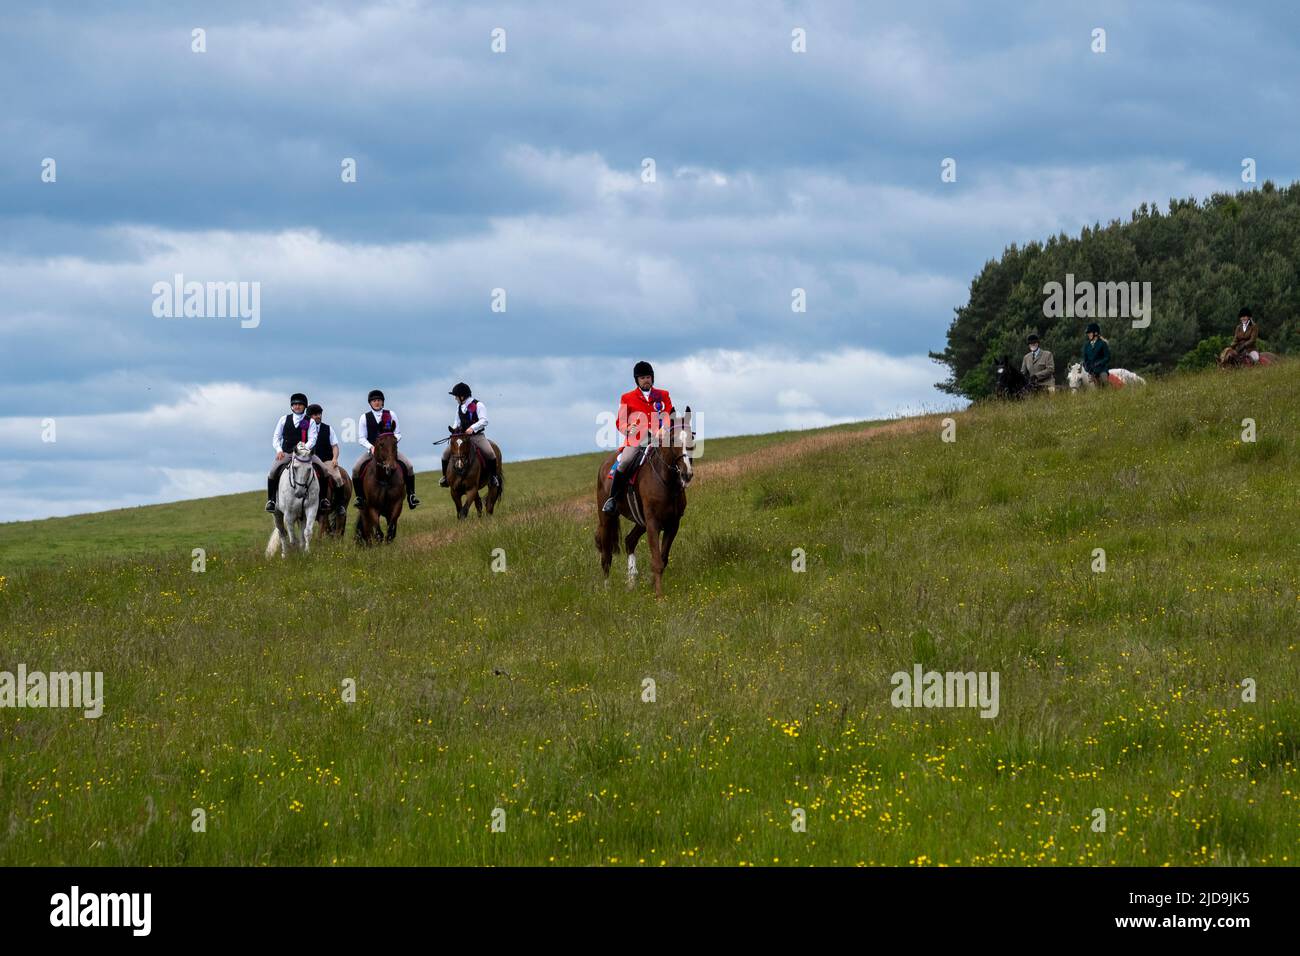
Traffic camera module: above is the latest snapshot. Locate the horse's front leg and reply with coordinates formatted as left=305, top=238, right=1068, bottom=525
left=472, top=488, right=483, bottom=516
left=385, top=512, right=399, bottom=542
left=276, top=512, right=289, bottom=558
left=453, top=490, right=466, bottom=520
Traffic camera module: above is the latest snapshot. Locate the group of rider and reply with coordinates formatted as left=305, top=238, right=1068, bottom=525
left=265, top=362, right=668, bottom=516
left=1015, top=308, right=1263, bottom=392
left=265, top=382, right=500, bottom=516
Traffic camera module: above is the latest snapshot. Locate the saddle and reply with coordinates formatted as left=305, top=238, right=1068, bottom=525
left=608, top=446, right=650, bottom=486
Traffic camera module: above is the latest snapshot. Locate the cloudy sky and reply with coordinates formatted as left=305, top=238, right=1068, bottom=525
left=2, top=0, right=1295, bottom=521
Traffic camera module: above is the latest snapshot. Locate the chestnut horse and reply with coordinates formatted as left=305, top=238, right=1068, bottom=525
left=355, top=432, right=405, bottom=544
left=595, top=407, right=695, bottom=597
left=446, top=433, right=504, bottom=519
left=1218, top=347, right=1279, bottom=369
left=318, top=468, right=352, bottom=537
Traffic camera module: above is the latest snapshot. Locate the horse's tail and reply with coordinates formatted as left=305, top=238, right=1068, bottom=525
left=265, top=527, right=281, bottom=558
left=596, top=517, right=620, bottom=555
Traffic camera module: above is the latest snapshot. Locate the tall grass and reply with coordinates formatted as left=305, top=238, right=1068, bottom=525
left=0, top=368, right=1297, bottom=865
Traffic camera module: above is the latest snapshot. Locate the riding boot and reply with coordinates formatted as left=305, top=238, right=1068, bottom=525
left=405, top=466, right=419, bottom=509
left=603, top=467, right=628, bottom=514
left=488, top=458, right=501, bottom=489
left=313, top=466, right=331, bottom=512
left=266, top=474, right=278, bottom=511
left=438, top=460, right=449, bottom=487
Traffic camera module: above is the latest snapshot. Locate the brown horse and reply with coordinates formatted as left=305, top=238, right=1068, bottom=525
left=355, top=432, right=405, bottom=544
left=317, top=468, right=352, bottom=537
left=1218, top=347, right=1279, bottom=369
left=447, top=433, right=503, bottom=519
left=594, top=407, right=695, bottom=597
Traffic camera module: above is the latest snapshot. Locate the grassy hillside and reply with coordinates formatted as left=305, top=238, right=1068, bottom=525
left=1, top=368, right=1297, bottom=866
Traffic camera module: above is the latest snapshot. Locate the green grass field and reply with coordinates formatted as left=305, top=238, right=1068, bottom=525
left=1, top=367, right=1297, bottom=866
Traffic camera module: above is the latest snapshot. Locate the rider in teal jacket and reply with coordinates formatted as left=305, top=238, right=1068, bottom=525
left=1082, top=322, right=1111, bottom=385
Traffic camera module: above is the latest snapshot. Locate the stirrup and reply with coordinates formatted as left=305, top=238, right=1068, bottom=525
left=438, top=476, right=449, bottom=487
left=407, top=494, right=420, bottom=508
left=265, top=500, right=276, bottom=513
left=601, top=495, right=618, bottom=514
left=354, top=496, right=365, bottom=508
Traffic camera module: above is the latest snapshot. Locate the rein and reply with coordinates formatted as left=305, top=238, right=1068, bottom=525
left=287, top=455, right=314, bottom=499
left=370, top=437, right=398, bottom=488
left=641, top=443, right=689, bottom=494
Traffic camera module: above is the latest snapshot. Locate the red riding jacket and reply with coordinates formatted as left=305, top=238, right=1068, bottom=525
left=617, top=387, right=674, bottom=448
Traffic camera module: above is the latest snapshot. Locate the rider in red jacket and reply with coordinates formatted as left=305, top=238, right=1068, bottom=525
left=603, top=361, right=673, bottom=513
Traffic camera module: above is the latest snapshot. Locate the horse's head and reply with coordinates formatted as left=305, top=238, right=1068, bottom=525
left=290, top=442, right=314, bottom=499
left=665, top=407, right=696, bottom=485
left=373, top=432, right=398, bottom=474
left=1066, top=363, right=1085, bottom=390
left=449, top=433, right=474, bottom=476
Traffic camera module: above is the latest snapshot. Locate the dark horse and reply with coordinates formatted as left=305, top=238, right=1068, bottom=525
left=594, top=407, right=695, bottom=597
left=447, top=432, right=504, bottom=519
left=1218, top=347, right=1279, bottom=369
left=993, top=356, right=1033, bottom=399
left=355, top=432, right=405, bottom=544
left=318, top=468, right=353, bottom=537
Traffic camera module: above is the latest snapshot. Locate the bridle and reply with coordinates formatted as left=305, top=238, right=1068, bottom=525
left=450, top=434, right=472, bottom=476
left=372, top=434, right=398, bottom=485
left=287, top=449, right=314, bottom=500
left=645, top=422, right=695, bottom=490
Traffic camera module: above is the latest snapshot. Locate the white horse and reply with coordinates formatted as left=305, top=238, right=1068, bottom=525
left=265, top=441, right=319, bottom=558
left=1066, top=363, right=1147, bottom=391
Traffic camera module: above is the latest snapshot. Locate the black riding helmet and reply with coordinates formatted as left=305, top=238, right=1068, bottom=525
left=306, top=403, right=323, bottom=417
left=1085, top=322, right=1101, bottom=334
left=290, top=392, right=308, bottom=406
left=1239, top=306, right=1253, bottom=319
left=368, top=389, right=384, bottom=403
left=449, top=382, right=471, bottom=399
left=633, top=360, right=654, bottom=384
left=1027, top=333, right=1040, bottom=344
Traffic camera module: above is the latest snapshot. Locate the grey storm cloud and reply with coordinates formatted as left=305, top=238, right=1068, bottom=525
left=2, top=0, right=1297, bottom=519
